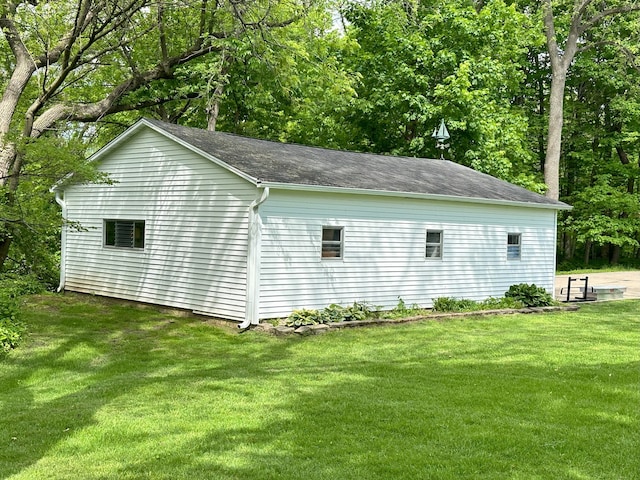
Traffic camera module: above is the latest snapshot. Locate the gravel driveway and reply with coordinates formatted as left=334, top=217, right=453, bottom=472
left=555, top=270, right=640, bottom=300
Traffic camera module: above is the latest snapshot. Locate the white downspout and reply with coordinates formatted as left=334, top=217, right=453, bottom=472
left=552, top=210, right=559, bottom=297
left=239, top=186, right=270, bottom=329
left=53, top=190, right=67, bottom=293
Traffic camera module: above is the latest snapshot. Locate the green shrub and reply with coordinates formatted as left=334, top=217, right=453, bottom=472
left=0, top=273, right=45, bottom=297
left=0, top=273, right=40, bottom=355
left=0, top=292, right=24, bottom=355
left=505, top=283, right=556, bottom=307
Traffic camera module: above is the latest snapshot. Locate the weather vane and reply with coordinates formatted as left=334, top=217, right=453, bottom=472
left=432, top=119, right=450, bottom=159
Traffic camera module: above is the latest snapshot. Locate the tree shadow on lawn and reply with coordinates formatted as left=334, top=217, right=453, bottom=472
left=2, top=296, right=638, bottom=479
left=101, top=355, right=639, bottom=480
left=0, top=295, right=300, bottom=479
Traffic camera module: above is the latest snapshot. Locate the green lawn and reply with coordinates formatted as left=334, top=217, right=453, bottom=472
left=2, top=294, right=639, bottom=480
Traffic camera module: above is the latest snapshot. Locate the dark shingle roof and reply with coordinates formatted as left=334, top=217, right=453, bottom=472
left=144, top=118, right=569, bottom=209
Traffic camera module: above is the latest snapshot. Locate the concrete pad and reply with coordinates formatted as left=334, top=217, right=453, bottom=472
left=555, top=270, right=640, bottom=300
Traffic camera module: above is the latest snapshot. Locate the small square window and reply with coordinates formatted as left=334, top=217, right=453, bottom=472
left=105, top=220, right=145, bottom=249
left=426, top=230, right=443, bottom=259
left=507, top=233, right=521, bottom=260
left=322, top=227, right=343, bottom=259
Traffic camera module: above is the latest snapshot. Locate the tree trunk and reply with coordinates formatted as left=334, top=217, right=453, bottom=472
left=207, top=89, right=223, bottom=132
left=0, top=233, right=11, bottom=270
left=610, top=245, right=621, bottom=265
left=536, top=55, right=546, bottom=174
left=616, top=145, right=636, bottom=193
left=563, top=231, right=575, bottom=260
left=584, top=240, right=591, bottom=265
left=544, top=70, right=566, bottom=200
left=0, top=142, right=17, bottom=186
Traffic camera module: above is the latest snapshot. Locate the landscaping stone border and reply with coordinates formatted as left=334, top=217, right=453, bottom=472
left=255, top=305, right=581, bottom=336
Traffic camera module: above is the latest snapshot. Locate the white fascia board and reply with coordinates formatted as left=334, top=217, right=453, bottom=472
left=262, top=182, right=573, bottom=211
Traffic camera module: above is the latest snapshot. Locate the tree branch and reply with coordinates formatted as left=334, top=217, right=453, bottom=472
left=576, top=40, right=640, bottom=74
left=30, top=43, right=223, bottom=135
left=580, top=3, right=640, bottom=34
left=542, top=0, right=562, bottom=71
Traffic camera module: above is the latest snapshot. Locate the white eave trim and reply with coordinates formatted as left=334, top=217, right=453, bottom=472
left=261, top=182, right=573, bottom=211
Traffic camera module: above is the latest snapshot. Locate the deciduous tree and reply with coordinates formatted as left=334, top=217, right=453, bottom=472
left=0, top=0, right=307, bottom=272
left=542, top=0, right=640, bottom=199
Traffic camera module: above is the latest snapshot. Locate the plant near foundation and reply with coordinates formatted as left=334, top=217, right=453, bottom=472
left=322, top=304, right=348, bottom=323
left=505, top=284, right=556, bottom=307
left=432, top=296, right=525, bottom=312
left=385, top=297, right=428, bottom=319
left=432, top=297, right=479, bottom=312
left=342, top=301, right=378, bottom=321
left=286, top=309, right=325, bottom=327
left=285, top=301, right=380, bottom=327
left=480, top=297, right=525, bottom=310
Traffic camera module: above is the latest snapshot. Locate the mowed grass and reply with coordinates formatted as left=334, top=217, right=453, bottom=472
left=1, top=294, right=639, bottom=480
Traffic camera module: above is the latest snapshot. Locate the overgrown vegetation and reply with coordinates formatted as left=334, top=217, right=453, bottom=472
left=0, top=274, right=44, bottom=355
left=0, top=292, right=23, bottom=354
left=432, top=296, right=525, bottom=312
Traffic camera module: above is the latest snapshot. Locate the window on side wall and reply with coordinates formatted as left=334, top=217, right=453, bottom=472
left=507, top=233, right=521, bottom=260
left=104, top=220, right=145, bottom=249
left=321, top=227, right=343, bottom=259
left=426, top=230, right=443, bottom=259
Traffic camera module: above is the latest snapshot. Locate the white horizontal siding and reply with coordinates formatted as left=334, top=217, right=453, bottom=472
left=62, top=128, right=256, bottom=321
left=258, top=190, right=558, bottom=319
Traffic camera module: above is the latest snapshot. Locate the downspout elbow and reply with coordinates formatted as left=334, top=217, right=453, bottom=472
left=54, top=189, right=65, bottom=208
left=239, top=186, right=270, bottom=330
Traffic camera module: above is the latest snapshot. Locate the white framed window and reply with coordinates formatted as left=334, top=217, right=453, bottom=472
left=104, top=220, right=145, bottom=249
left=321, top=227, right=343, bottom=259
left=426, top=230, right=443, bottom=259
left=507, top=233, right=521, bottom=260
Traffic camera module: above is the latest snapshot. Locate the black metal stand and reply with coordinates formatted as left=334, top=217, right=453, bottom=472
left=562, top=276, right=591, bottom=302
